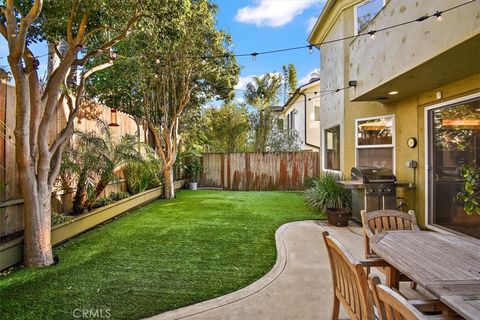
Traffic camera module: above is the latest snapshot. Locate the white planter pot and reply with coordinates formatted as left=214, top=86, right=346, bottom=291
left=189, top=182, right=198, bottom=190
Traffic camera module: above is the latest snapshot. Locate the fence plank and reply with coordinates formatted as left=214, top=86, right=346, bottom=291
left=200, top=152, right=320, bottom=191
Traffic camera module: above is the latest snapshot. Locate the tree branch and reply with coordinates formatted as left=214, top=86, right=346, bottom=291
left=73, top=12, right=142, bottom=66
left=13, top=0, right=43, bottom=59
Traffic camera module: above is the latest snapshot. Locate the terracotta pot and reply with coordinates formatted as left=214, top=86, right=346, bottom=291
left=326, top=207, right=350, bottom=227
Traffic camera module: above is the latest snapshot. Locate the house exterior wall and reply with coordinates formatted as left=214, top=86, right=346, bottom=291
left=310, top=0, right=480, bottom=229
left=349, top=0, right=480, bottom=98
left=281, top=81, right=321, bottom=150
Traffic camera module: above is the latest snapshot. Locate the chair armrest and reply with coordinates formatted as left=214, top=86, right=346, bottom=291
left=358, top=258, right=390, bottom=268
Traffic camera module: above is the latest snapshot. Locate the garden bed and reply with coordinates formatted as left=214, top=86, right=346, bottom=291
left=0, top=180, right=185, bottom=271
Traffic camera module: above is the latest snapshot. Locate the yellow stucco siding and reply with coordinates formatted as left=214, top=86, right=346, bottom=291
left=343, top=74, right=480, bottom=227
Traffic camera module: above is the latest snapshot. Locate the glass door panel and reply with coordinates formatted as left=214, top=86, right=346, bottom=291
left=428, top=98, right=480, bottom=238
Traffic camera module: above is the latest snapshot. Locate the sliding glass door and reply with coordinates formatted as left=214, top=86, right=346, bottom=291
left=427, top=96, right=480, bottom=238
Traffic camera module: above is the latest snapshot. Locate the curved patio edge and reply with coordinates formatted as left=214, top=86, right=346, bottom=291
left=147, top=220, right=315, bottom=320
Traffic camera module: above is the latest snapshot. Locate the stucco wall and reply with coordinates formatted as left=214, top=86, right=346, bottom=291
left=349, top=0, right=480, bottom=97
left=320, top=9, right=357, bottom=171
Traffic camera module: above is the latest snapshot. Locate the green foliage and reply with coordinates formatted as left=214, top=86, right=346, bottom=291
left=304, top=173, right=351, bottom=213
left=267, top=125, right=301, bottom=152
left=185, top=159, right=202, bottom=182
left=91, top=197, right=114, bottom=209
left=124, top=154, right=162, bottom=195
left=457, top=165, right=480, bottom=215
left=245, top=73, right=283, bottom=152
left=51, top=212, right=73, bottom=226
left=109, top=191, right=130, bottom=202
left=204, top=103, right=250, bottom=152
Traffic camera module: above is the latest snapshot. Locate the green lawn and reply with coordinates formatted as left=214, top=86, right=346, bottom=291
left=0, top=190, right=319, bottom=319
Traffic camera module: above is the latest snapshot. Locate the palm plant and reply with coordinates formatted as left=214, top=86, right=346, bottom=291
left=244, top=73, right=282, bottom=152
left=76, top=119, right=142, bottom=209
left=124, top=148, right=162, bottom=195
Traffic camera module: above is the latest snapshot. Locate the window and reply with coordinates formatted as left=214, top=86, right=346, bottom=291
left=324, top=125, right=341, bottom=171
left=356, top=115, right=394, bottom=171
left=314, top=106, right=321, bottom=121
left=355, top=0, right=385, bottom=34
left=287, top=110, right=296, bottom=131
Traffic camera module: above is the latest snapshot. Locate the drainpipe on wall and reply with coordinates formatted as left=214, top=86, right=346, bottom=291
left=299, top=91, right=319, bottom=150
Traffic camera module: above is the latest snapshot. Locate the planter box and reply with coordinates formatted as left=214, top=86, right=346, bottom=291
left=0, top=180, right=185, bottom=271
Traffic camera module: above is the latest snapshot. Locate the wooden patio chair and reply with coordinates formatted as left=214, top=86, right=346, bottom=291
left=322, top=231, right=391, bottom=320
left=361, top=209, right=419, bottom=289
left=368, top=275, right=461, bottom=320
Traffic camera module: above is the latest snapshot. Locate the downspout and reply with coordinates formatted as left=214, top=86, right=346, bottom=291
left=299, top=91, right=319, bottom=150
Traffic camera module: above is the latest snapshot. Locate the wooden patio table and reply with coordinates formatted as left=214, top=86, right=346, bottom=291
left=370, top=230, right=480, bottom=320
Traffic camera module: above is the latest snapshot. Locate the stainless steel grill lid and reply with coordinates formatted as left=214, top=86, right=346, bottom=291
left=351, top=166, right=396, bottom=184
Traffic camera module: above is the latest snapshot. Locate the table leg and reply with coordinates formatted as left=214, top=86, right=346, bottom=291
left=386, top=266, right=399, bottom=289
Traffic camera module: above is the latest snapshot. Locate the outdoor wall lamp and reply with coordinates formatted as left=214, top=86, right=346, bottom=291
left=348, top=80, right=357, bottom=87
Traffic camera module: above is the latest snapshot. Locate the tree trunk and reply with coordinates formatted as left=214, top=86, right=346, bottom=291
left=21, top=177, right=54, bottom=267
left=163, top=165, right=175, bottom=199
left=72, top=169, right=88, bottom=214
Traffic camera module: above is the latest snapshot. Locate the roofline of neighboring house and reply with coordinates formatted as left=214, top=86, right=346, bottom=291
left=282, top=78, right=320, bottom=112
left=308, top=0, right=364, bottom=46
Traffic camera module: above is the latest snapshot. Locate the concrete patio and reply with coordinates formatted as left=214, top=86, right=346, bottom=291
left=149, top=220, right=430, bottom=320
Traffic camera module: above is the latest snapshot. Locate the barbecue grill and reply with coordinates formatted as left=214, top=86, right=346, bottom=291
left=350, top=167, right=397, bottom=223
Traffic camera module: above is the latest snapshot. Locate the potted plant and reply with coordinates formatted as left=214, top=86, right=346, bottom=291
left=185, top=159, right=202, bottom=190
left=304, top=173, right=352, bottom=227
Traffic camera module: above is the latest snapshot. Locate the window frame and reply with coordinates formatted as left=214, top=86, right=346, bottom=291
left=354, top=0, right=387, bottom=36
left=322, top=123, right=342, bottom=173
left=355, top=114, right=396, bottom=173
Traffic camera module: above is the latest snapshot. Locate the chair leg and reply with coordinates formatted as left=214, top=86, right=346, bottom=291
left=410, top=282, right=417, bottom=290
left=331, top=296, right=340, bottom=320
left=386, top=267, right=400, bottom=289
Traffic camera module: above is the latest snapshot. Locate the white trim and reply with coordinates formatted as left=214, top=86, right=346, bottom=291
left=354, top=114, right=396, bottom=174
left=423, top=92, right=480, bottom=232
left=322, top=122, right=342, bottom=172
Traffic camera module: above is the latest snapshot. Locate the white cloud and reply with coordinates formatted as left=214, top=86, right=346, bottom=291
left=235, top=0, right=319, bottom=27
left=235, top=74, right=257, bottom=90
left=299, top=68, right=320, bottom=85
left=306, top=16, right=318, bottom=33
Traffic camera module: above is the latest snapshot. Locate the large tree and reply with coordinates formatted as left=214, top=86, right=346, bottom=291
left=87, top=0, right=239, bottom=199
left=204, top=103, right=249, bottom=153
left=0, top=0, right=144, bottom=267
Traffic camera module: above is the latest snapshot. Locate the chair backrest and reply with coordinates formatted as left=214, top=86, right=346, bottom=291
left=322, top=231, right=374, bottom=320
left=368, top=275, right=426, bottom=320
left=361, top=210, right=420, bottom=257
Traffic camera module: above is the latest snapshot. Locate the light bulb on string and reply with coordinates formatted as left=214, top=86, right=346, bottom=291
left=434, top=11, right=443, bottom=22
left=154, top=74, right=159, bottom=79
left=308, top=45, right=313, bottom=54
left=156, top=58, right=161, bottom=64
left=368, top=30, right=376, bottom=40
left=251, top=52, right=258, bottom=61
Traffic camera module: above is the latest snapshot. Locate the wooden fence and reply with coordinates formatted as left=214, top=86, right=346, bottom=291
left=200, top=152, right=320, bottom=191
left=0, top=80, right=143, bottom=240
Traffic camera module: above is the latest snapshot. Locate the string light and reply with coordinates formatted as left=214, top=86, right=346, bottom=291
left=155, top=58, right=161, bottom=64
left=434, top=11, right=443, bottom=22
left=251, top=52, right=258, bottom=61
left=368, top=30, right=376, bottom=40
left=308, top=45, right=313, bottom=54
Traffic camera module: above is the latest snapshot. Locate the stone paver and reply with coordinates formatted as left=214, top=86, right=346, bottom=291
left=148, top=220, right=428, bottom=320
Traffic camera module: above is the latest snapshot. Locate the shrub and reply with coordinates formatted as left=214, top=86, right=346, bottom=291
left=124, top=158, right=162, bottom=195
left=91, top=197, right=114, bottom=209
left=304, top=173, right=351, bottom=213
left=51, top=212, right=73, bottom=226
left=109, top=191, right=130, bottom=202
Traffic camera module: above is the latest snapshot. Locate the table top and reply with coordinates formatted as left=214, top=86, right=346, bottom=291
left=371, top=231, right=480, bottom=320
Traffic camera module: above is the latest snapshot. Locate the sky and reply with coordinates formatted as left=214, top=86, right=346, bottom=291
left=0, top=0, right=326, bottom=103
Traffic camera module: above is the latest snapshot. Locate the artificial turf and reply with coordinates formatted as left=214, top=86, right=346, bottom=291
left=0, top=190, right=319, bottom=319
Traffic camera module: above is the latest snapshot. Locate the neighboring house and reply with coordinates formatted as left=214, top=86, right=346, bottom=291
left=308, top=0, right=480, bottom=237
left=279, top=77, right=321, bottom=151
